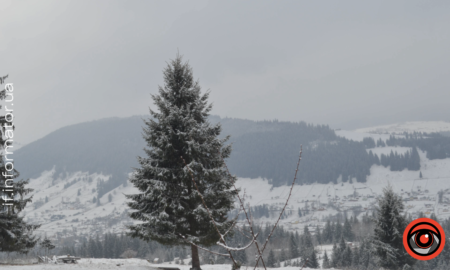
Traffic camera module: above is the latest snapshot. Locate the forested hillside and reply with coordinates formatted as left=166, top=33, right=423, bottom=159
left=14, top=116, right=450, bottom=194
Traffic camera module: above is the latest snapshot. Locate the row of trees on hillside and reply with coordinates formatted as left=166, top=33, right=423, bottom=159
left=386, top=134, right=450, bottom=160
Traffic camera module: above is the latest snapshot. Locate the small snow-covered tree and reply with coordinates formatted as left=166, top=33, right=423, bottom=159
left=372, top=184, right=415, bottom=270
left=126, top=54, right=237, bottom=270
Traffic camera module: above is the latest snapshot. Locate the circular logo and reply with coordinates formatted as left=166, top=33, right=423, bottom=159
left=403, top=218, right=445, bottom=260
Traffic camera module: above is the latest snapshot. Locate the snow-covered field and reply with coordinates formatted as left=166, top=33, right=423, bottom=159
left=0, top=260, right=335, bottom=270
left=335, top=130, right=395, bottom=142
left=355, top=121, right=450, bottom=134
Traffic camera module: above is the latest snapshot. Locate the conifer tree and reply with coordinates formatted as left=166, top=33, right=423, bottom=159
left=341, top=246, right=352, bottom=268
left=323, top=220, right=332, bottom=243
left=322, top=250, right=330, bottom=269
left=334, top=221, right=342, bottom=241
left=289, top=234, right=299, bottom=259
left=343, top=216, right=354, bottom=241
left=0, top=76, right=40, bottom=253
left=279, top=248, right=287, bottom=263
left=267, top=249, right=276, bottom=267
left=315, top=225, right=322, bottom=245
left=307, top=249, right=319, bottom=269
left=331, top=242, right=340, bottom=268
left=373, top=185, right=415, bottom=269
left=126, top=54, right=237, bottom=270
left=358, top=239, right=372, bottom=269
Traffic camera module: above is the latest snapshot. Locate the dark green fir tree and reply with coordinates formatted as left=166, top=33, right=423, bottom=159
left=126, top=54, right=238, bottom=270
left=372, top=185, right=415, bottom=270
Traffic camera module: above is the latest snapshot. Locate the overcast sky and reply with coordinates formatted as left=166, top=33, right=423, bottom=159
left=1, top=0, right=450, bottom=145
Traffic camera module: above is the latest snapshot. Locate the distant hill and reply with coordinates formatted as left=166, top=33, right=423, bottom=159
left=15, top=116, right=146, bottom=183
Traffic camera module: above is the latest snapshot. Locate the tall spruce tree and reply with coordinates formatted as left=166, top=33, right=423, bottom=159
left=322, top=250, right=330, bottom=269
left=126, top=55, right=237, bottom=270
left=289, top=234, right=299, bottom=259
left=0, top=75, right=40, bottom=253
left=343, top=216, right=354, bottom=241
left=372, top=185, right=415, bottom=270
left=334, top=221, right=343, bottom=241
left=323, top=220, right=332, bottom=243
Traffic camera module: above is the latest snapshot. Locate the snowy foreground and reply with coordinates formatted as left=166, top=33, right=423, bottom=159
left=0, top=260, right=336, bottom=270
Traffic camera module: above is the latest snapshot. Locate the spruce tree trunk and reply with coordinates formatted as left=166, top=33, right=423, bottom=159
left=190, top=244, right=202, bottom=270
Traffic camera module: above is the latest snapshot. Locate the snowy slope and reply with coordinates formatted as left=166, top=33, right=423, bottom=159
left=23, top=170, right=139, bottom=239
left=355, top=121, right=450, bottom=134
left=21, top=122, right=450, bottom=240
left=22, top=148, right=450, bottom=239
left=234, top=149, right=450, bottom=233
left=335, top=130, right=394, bottom=142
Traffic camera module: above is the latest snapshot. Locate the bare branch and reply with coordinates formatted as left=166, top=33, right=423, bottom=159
left=218, top=149, right=268, bottom=270
left=235, top=225, right=252, bottom=240
left=255, top=146, right=303, bottom=268
left=179, top=234, right=230, bottom=257
left=217, top=233, right=257, bottom=251
left=222, top=208, right=242, bottom=238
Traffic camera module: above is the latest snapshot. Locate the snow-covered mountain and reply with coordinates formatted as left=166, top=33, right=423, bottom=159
left=19, top=120, right=450, bottom=241
left=25, top=137, right=450, bottom=240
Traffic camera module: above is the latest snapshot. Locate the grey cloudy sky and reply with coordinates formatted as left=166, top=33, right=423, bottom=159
left=1, top=0, right=450, bottom=145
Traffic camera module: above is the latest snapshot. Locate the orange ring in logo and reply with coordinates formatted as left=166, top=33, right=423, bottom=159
left=403, top=218, right=445, bottom=260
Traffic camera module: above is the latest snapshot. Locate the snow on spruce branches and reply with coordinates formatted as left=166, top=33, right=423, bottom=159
left=126, top=54, right=237, bottom=270
left=126, top=54, right=304, bottom=270
left=372, top=184, right=415, bottom=270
